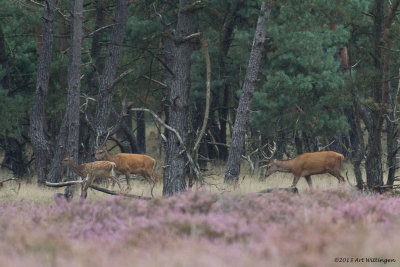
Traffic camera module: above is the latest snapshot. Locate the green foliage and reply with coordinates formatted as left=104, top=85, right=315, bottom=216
left=252, top=0, right=370, bottom=139
left=0, top=86, right=27, bottom=138
left=0, top=1, right=40, bottom=139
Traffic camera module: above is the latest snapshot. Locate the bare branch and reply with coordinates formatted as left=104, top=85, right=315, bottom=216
left=109, top=68, right=135, bottom=91
left=85, top=23, right=118, bottom=38
left=0, top=177, right=15, bottom=183
left=142, top=75, right=167, bottom=88
left=241, top=155, right=255, bottom=174
left=27, top=0, right=45, bottom=7
left=193, top=34, right=211, bottom=154
left=80, top=94, right=96, bottom=133
left=131, top=107, right=203, bottom=184
left=183, top=32, right=201, bottom=41
left=97, top=99, right=135, bottom=147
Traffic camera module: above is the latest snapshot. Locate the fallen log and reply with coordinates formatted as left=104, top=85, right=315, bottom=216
left=45, top=180, right=151, bottom=200
left=89, top=184, right=151, bottom=200
left=45, top=180, right=85, bottom=187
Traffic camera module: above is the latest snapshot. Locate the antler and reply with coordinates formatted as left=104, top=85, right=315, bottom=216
left=261, top=141, right=276, bottom=161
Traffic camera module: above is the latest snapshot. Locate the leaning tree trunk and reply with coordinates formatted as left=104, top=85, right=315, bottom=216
left=162, top=0, right=195, bottom=196
left=89, top=0, right=130, bottom=152
left=224, top=1, right=270, bottom=183
left=30, top=0, right=56, bottom=185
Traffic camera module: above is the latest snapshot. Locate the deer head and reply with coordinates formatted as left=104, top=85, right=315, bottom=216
left=94, top=147, right=107, bottom=160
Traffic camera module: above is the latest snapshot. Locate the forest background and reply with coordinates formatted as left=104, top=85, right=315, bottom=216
left=0, top=0, right=399, bottom=196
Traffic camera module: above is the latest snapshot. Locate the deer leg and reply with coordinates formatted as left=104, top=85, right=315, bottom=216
left=105, top=176, right=110, bottom=189
left=81, top=175, right=92, bottom=199
left=291, top=176, right=301, bottom=187
left=305, top=175, right=313, bottom=189
left=143, top=172, right=155, bottom=198
left=329, top=170, right=345, bottom=184
left=111, top=175, right=122, bottom=190
left=125, top=173, right=131, bottom=190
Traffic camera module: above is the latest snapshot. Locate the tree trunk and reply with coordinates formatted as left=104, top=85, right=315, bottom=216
left=46, top=0, right=83, bottom=193
left=30, top=0, right=56, bottom=185
left=0, top=25, right=11, bottom=90
left=275, top=129, right=286, bottom=159
left=365, top=0, right=399, bottom=190
left=115, top=111, right=136, bottom=153
left=136, top=110, right=146, bottom=153
left=163, top=0, right=195, bottom=196
left=294, top=131, right=303, bottom=155
left=224, top=2, right=270, bottom=183
left=349, top=103, right=365, bottom=190
left=0, top=137, right=27, bottom=178
left=384, top=2, right=400, bottom=186
left=386, top=93, right=399, bottom=186
left=217, top=0, right=245, bottom=161
left=90, top=0, right=130, bottom=150
left=79, top=0, right=106, bottom=161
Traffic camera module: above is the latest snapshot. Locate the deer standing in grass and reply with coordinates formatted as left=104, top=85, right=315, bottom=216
left=61, top=157, right=121, bottom=198
left=263, top=150, right=345, bottom=188
left=94, top=147, right=156, bottom=192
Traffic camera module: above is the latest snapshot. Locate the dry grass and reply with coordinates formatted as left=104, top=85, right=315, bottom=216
left=0, top=160, right=366, bottom=205
left=1, top=160, right=362, bottom=205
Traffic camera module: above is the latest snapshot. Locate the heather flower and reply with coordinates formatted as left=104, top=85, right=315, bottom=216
left=1, top=188, right=400, bottom=266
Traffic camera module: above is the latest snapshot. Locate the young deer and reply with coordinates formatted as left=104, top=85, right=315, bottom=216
left=61, top=156, right=121, bottom=198
left=94, top=147, right=156, bottom=191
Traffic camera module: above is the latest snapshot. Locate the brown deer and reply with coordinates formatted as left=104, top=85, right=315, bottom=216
left=61, top=157, right=121, bottom=198
left=94, top=147, right=156, bottom=191
left=263, top=151, right=345, bottom=188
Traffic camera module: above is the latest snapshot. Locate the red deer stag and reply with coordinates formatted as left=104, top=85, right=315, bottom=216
left=61, top=157, right=121, bottom=198
left=94, top=147, right=156, bottom=191
left=263, top=150, right=345, bottom=188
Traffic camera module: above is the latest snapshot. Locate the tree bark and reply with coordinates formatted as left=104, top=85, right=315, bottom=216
left=365, top=0, right=399, bottom=190
left=136, top=110, right=146, bottom=153
left=30, top=0, right=56, bottom=185
left=46, top=0, right=83, bottom=195
left=115, top=110, right=137, bottom=153
left=0, top=24, right=11, bottom=90
left=217, top=0, right=245, bottom=161
left=163, top=0, right=195, bottom=196
left=349, top=102, right=365, bottom=190
left=384, top=2, right=400, bottom=186
left=224, top=2, right=270, bottom=183
left=90, top=0, right=130, bottom=151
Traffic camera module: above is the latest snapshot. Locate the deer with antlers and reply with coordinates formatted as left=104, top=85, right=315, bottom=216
left=61, top=157, right=122, bottom=198
left=262, top=143, right=345, bottom=188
